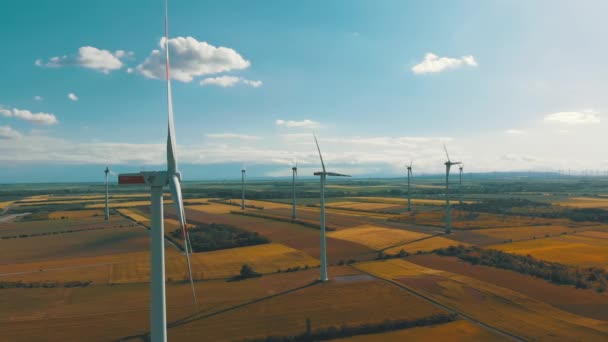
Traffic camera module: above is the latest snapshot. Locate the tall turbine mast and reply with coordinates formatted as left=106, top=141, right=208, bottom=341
left=443, top=144, right=461, bottom=234
left=459, top=163, right=464, bottom=206
left=292, top=161, right=298, bottom=219
left=104, top=166, right=110, bottom=221
left=406, top=160, right=413, bottom=212
left=117, top=2, right=197, bottom=341
left=241, top=165, right=246, bottom=210
left=314, top=133, right=351, bottom=282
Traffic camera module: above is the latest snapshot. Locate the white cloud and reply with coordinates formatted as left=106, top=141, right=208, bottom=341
left=504, top=129, right=524, bottom=135
left=200, top=75, right=262, bottom=88
left=68, top=93, right=79, bottom=101
left=0, top=126, right=21, bottom=139
left=206, top=133, right=261, bottom=140
left=36, top=46, right=130, bottom=74
left=0, top=107, right=58, bottom=125
left=276, top=119, right=321, bottom=129
left=136, top=37, right=250, bottom=82
left=412, top=53, right=478, bottom=74
left=126, top=68, right=134, bottom=74
left=543, top=110, right=600, bottom=125
left=34, top=96, right=43, bottom=101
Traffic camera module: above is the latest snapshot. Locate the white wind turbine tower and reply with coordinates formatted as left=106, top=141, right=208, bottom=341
left=313, top=133, right=350, bottom=282
left=241, top=164, right=246, bottom=210
left=406, top=160, right=413, bottom=211
left=459, top=163, right=464, bottom=206
left=443, top=144, right=461, bottom=234
left=117, top=1, right=197, bottom=340
left=104, top=166, right=110, bottom=221
left=292, top=161, right=298, bottom=219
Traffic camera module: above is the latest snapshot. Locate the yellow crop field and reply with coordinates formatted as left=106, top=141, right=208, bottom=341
left=384, top=236, right=466, bottom=255
left=327, top=201, right=399, bottom=211
left=579, top=230, right=608, bottom=239
left=230, top=199, right=291, bottom=209
left=117, top=208, right=149, bottom=223
left=475, top=225, right=572, bottom=241
left=400, top=210, right=570, bottom=229
left=328, top=225, right=429, bottom=250
left=48, top=210, right=104, bottom=219
left=355, top=259, right=608, bottom=340
left=111, top=243, right=319, bottom=283
left=333, top=320, right=509, bottom=342
left=490, top=233, right=608, bottom=268
left=555, top=197, right=608, bottom=209
left=17, top=199, right=106, bottom=206
left=0, top=201, right=14, bottom=209
left=86, top=199, right=174, bottom=208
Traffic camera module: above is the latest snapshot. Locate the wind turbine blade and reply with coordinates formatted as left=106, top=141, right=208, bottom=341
left=443, top=144, right=450, bottom=162
left=313, top=132, right=326, bottom=173
left=165, top=0, right=178, bottom=174
left=169, top=175, right=198, bottom=309
left=409, top=160, right=413, bottom=168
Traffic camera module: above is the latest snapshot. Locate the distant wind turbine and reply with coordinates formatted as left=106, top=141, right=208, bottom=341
left=104, top=165, right=116, bottom=221
left=241, top=164, right=246, bottom=210
left=443, top=144, right=461, bottom=234
left=314, top=133, right=351, bottom=282
left=292, top=161, right=298, bottom=219
left=406, top=160, right=413, bottom=211
left=459, top=163, right=464, bottom=206
left=117, top=1, right=197, bottom=340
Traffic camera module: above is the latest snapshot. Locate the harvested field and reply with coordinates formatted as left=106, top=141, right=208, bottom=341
left=407, top=254, right=608, bottom=320
left=475, top=225, right=573, bottom=242
left=86, top=200, right=173, bottom=209
left=0, top=225, right=150, bottom=265
left=555, top=197, right=608, bottom=209
left=48, top=210, right=104, bottom=219
left=356, top=259, right=608, bottom=341
left=349, top=196, right=475, bottom=205
left=110, top=243, right=319, bottom=283
left=188, top=202, right=241, bottom=214
left=117, top=208, right=149, bottom=223
left=0, top=216, right=133, bottom=239
left=325, top=201, right=401, bottom=212
left=334, top=320, right=509, bottom=342
left=169, top=275, right=447, bottom=341
left=491, top=233, right=608, bottom=268
left=384, top=236, right=466, bottom=255
left=328, top=225, right=429, bottom=250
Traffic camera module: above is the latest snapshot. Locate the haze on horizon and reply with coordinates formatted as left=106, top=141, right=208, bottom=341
left=1, top=0, right=607, bottom=183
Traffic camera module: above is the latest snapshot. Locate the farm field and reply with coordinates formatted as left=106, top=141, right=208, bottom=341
left=48, top=209, right=104, bottom=219
left=555, top=197, right=608, bottom=209
left=327, top=224, right=429, bottom=250
left=490, top=232, right=608, bottom=268
left=333, top=320, right=510, bottom=342
left=407, top=254, right=608, bottom=320
left=384, top=236, right=466, bottom=255
left=111, top=243, right=319, bottom=283
left=473, top=225, right=573, bottom=242
left=355, top=259, right=608, bottom=340
left=348, top=196, right=475, bottom=206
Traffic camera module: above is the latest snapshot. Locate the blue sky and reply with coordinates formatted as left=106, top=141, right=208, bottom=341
left=1, top=0, right=607, bottom=182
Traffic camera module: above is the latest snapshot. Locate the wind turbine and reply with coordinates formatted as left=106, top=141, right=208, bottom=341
left=117, top=1, right=197, bottom=340
left=104, top=166, right=110, bottom=221
left=313, top=134, right=351, bottom=282
left=443, top=144, right=461, bottom=234
left=292, top=161, right=298, bottom=219
left=406, top=161, right=413, bottom=211
left=241, top=164, right=246, bottom=210
left=458, top=163, right=464, bottom=206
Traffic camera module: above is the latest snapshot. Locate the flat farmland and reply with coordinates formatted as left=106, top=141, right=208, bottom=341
left=0, top=225, right=150, bottom=265
left=490, top=233, right=608, bottom=268
left=333, top=320, right=509, bottom=342
left=328, top=225, right=429, bottom=250
left=47, top=209, right=104, bottom=219
left=474, top=225, right=573, bottom=242
left=407, top=254, right=608, bottom=320
left=183, top=208, right=375, bottom=264
left=0, top=268, right=342, bottom=341
left=170, top=275, right=448, bottom=341
left=325, top=201, right=403, bottom=212
left=0, top=216, right=132, bottom=238
left=110, top=243, right=319, bottom=283
left=349, top=196, right=475, bottom=206
left=402, top=210, right=571, bottom=229
left=384, top=236, right=467, bottom=255
left=187, top=202, right=235, bottom=214
left=356, top=259, right=608, bottom=340
left=555, top=197, right=608, bottom=209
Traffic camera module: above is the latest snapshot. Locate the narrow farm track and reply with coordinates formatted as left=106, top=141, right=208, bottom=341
left=379, top=232, right=447, bottom=252
left=353, top=266, right=526, bottom=342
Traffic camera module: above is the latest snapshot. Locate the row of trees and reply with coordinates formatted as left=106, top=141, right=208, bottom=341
left=436, top=245, right=608, bottom=292
left=0, top=280, right=92, bottom=289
